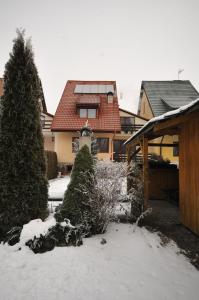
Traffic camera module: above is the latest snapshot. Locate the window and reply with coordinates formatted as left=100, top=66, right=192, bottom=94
left=97, top=138, right=109, bottom=153
left=173, top=142, right=179, bottom=157
left=88, top=109, right=96, bottom=118
left=79, top=108, right=96, bottom=118
left=120, top=117, right=135, bottom=134
left=80, top=109, right=87, bottom=118
left=120, top=117, right=134, bottom=125
left=113, top=140, right=126, bottom=161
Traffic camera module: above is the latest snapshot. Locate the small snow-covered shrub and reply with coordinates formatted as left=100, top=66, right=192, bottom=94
left=26, top=220, right=83, bottom=253
left=4, top=226, right=22, bottom=246
left=26, top=234, right=56, bottom=253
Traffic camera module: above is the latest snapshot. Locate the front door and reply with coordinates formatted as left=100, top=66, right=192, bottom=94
left=113, top=140, right=126, bottom=162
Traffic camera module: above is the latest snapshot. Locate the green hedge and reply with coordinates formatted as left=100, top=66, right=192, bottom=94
left=45, top=151, right=58, bottom=179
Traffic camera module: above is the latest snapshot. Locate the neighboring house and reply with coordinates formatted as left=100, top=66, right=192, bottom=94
left=125, top=98, right=199, bottom=235
left=137, top=80, right=199, bottom=162
left=0, top=78, right=3, bottom=98
left=116, top=108, right=147, bottom=161
left=41, top=110, right=54, bottom=151
left=38, top=81, right=54, bottom=151
left=51, top=80, right=146, bottom=166
left=0, top=77, right=54, bottom=151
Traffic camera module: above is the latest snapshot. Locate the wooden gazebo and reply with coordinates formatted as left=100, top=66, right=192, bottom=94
left=125, top=99, right=199, bottom=235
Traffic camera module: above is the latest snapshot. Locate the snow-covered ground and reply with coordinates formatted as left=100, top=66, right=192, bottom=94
left=48, top=176, right=70, bottom=211
left=0, top=177, right=198, bottom=299
left=48, top=176, right=70, bottom=199
left=0, top=216, right=199, bottom=300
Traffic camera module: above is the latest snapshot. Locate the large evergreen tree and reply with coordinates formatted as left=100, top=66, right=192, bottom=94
left=0, top=30, right=48, bottom=237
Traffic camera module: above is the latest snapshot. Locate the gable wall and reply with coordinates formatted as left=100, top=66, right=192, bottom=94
left=120, top=109, right=147, bottom=125
left=139, top=91, right=154, bottom=119
left=139, top=92, right=179, bottom=162
left=54, top=131, right=115, bottom=164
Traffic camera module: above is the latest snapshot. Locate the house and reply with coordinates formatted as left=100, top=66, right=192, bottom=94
left=51, top=80, right=147, bottom=166
left=38, top=81, right=54, bottom=151
left=125, top=98, right=199, bottom=235
left=116, top=108, right=148, bottom=161
left=137, top=80, right=199, bottom=162
left=0, top=77, right=54, bottom=151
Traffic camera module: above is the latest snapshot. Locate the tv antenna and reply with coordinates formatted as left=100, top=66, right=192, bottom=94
left=178, top=69, right=184, bottom=80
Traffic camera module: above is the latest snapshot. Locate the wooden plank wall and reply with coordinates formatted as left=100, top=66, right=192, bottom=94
left=179, top=112, right=199, bottom=235
left=149, top=169, right=179, bottom=200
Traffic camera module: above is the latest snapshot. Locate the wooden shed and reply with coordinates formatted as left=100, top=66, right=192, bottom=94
left=125, top=99, right=199, bottom=235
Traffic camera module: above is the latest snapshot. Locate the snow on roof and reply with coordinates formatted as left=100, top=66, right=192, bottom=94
left=125, top=97, right=199, bottom=145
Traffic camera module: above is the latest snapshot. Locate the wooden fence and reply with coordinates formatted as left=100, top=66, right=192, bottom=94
left=44, top=151, right=58, bottom=179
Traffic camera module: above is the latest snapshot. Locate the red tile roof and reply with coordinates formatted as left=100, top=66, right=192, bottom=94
left=0, top=78, right=4, bottom=97
left=51, top=80, right=121, bottom=132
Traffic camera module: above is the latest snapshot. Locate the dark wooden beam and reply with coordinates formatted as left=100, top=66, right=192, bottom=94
left=143, top=137, right=149, bottom=209
left=130, top=146, right=141, bottom=160
left=153, top=116, right=184, bottom=133
left=148, top=143, right=176, bottom=147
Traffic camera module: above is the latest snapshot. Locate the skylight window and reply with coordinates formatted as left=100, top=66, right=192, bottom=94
left=75, top=84, right=114, bottom=94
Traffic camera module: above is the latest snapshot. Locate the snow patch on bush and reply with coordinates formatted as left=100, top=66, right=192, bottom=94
left=19, top=215, right=56, bottom=246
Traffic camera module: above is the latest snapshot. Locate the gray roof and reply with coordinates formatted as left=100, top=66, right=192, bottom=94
left=140, top=80, right=199, bottom=117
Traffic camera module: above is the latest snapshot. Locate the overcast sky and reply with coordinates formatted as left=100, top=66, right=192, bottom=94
left=1, top=0, right=199, bottom=114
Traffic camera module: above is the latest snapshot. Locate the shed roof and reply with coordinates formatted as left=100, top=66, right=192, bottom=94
left=139, top=80, right=199, bottom=117
left=126, top=97, right=199, bottom=145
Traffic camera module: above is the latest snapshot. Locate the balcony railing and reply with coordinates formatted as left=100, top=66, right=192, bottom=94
left=113, top=153, right=127, bottom=162
left=41, top=119, right=53, bottom=130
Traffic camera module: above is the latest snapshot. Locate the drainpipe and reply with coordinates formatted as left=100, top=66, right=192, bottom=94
left=111, top=129, right=116, bottom=161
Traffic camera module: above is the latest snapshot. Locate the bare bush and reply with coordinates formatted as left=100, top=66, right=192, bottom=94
left=78, top=160, right=127, bottom=234
left=127, top=160, right=152, bottom=224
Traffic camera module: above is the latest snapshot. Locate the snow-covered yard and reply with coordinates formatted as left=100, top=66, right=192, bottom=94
left=48, top=176, right=70, bottom=199
left=0, top=177, right=198, bottom=300
left=48, top=176, right=70, bottom=211
left=0, top=216, right=199, bottom=300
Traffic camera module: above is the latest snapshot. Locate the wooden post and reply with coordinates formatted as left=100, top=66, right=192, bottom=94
left=126, top=144, right=131, bottom=163
left=143, top=137, right=149, bottom=209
